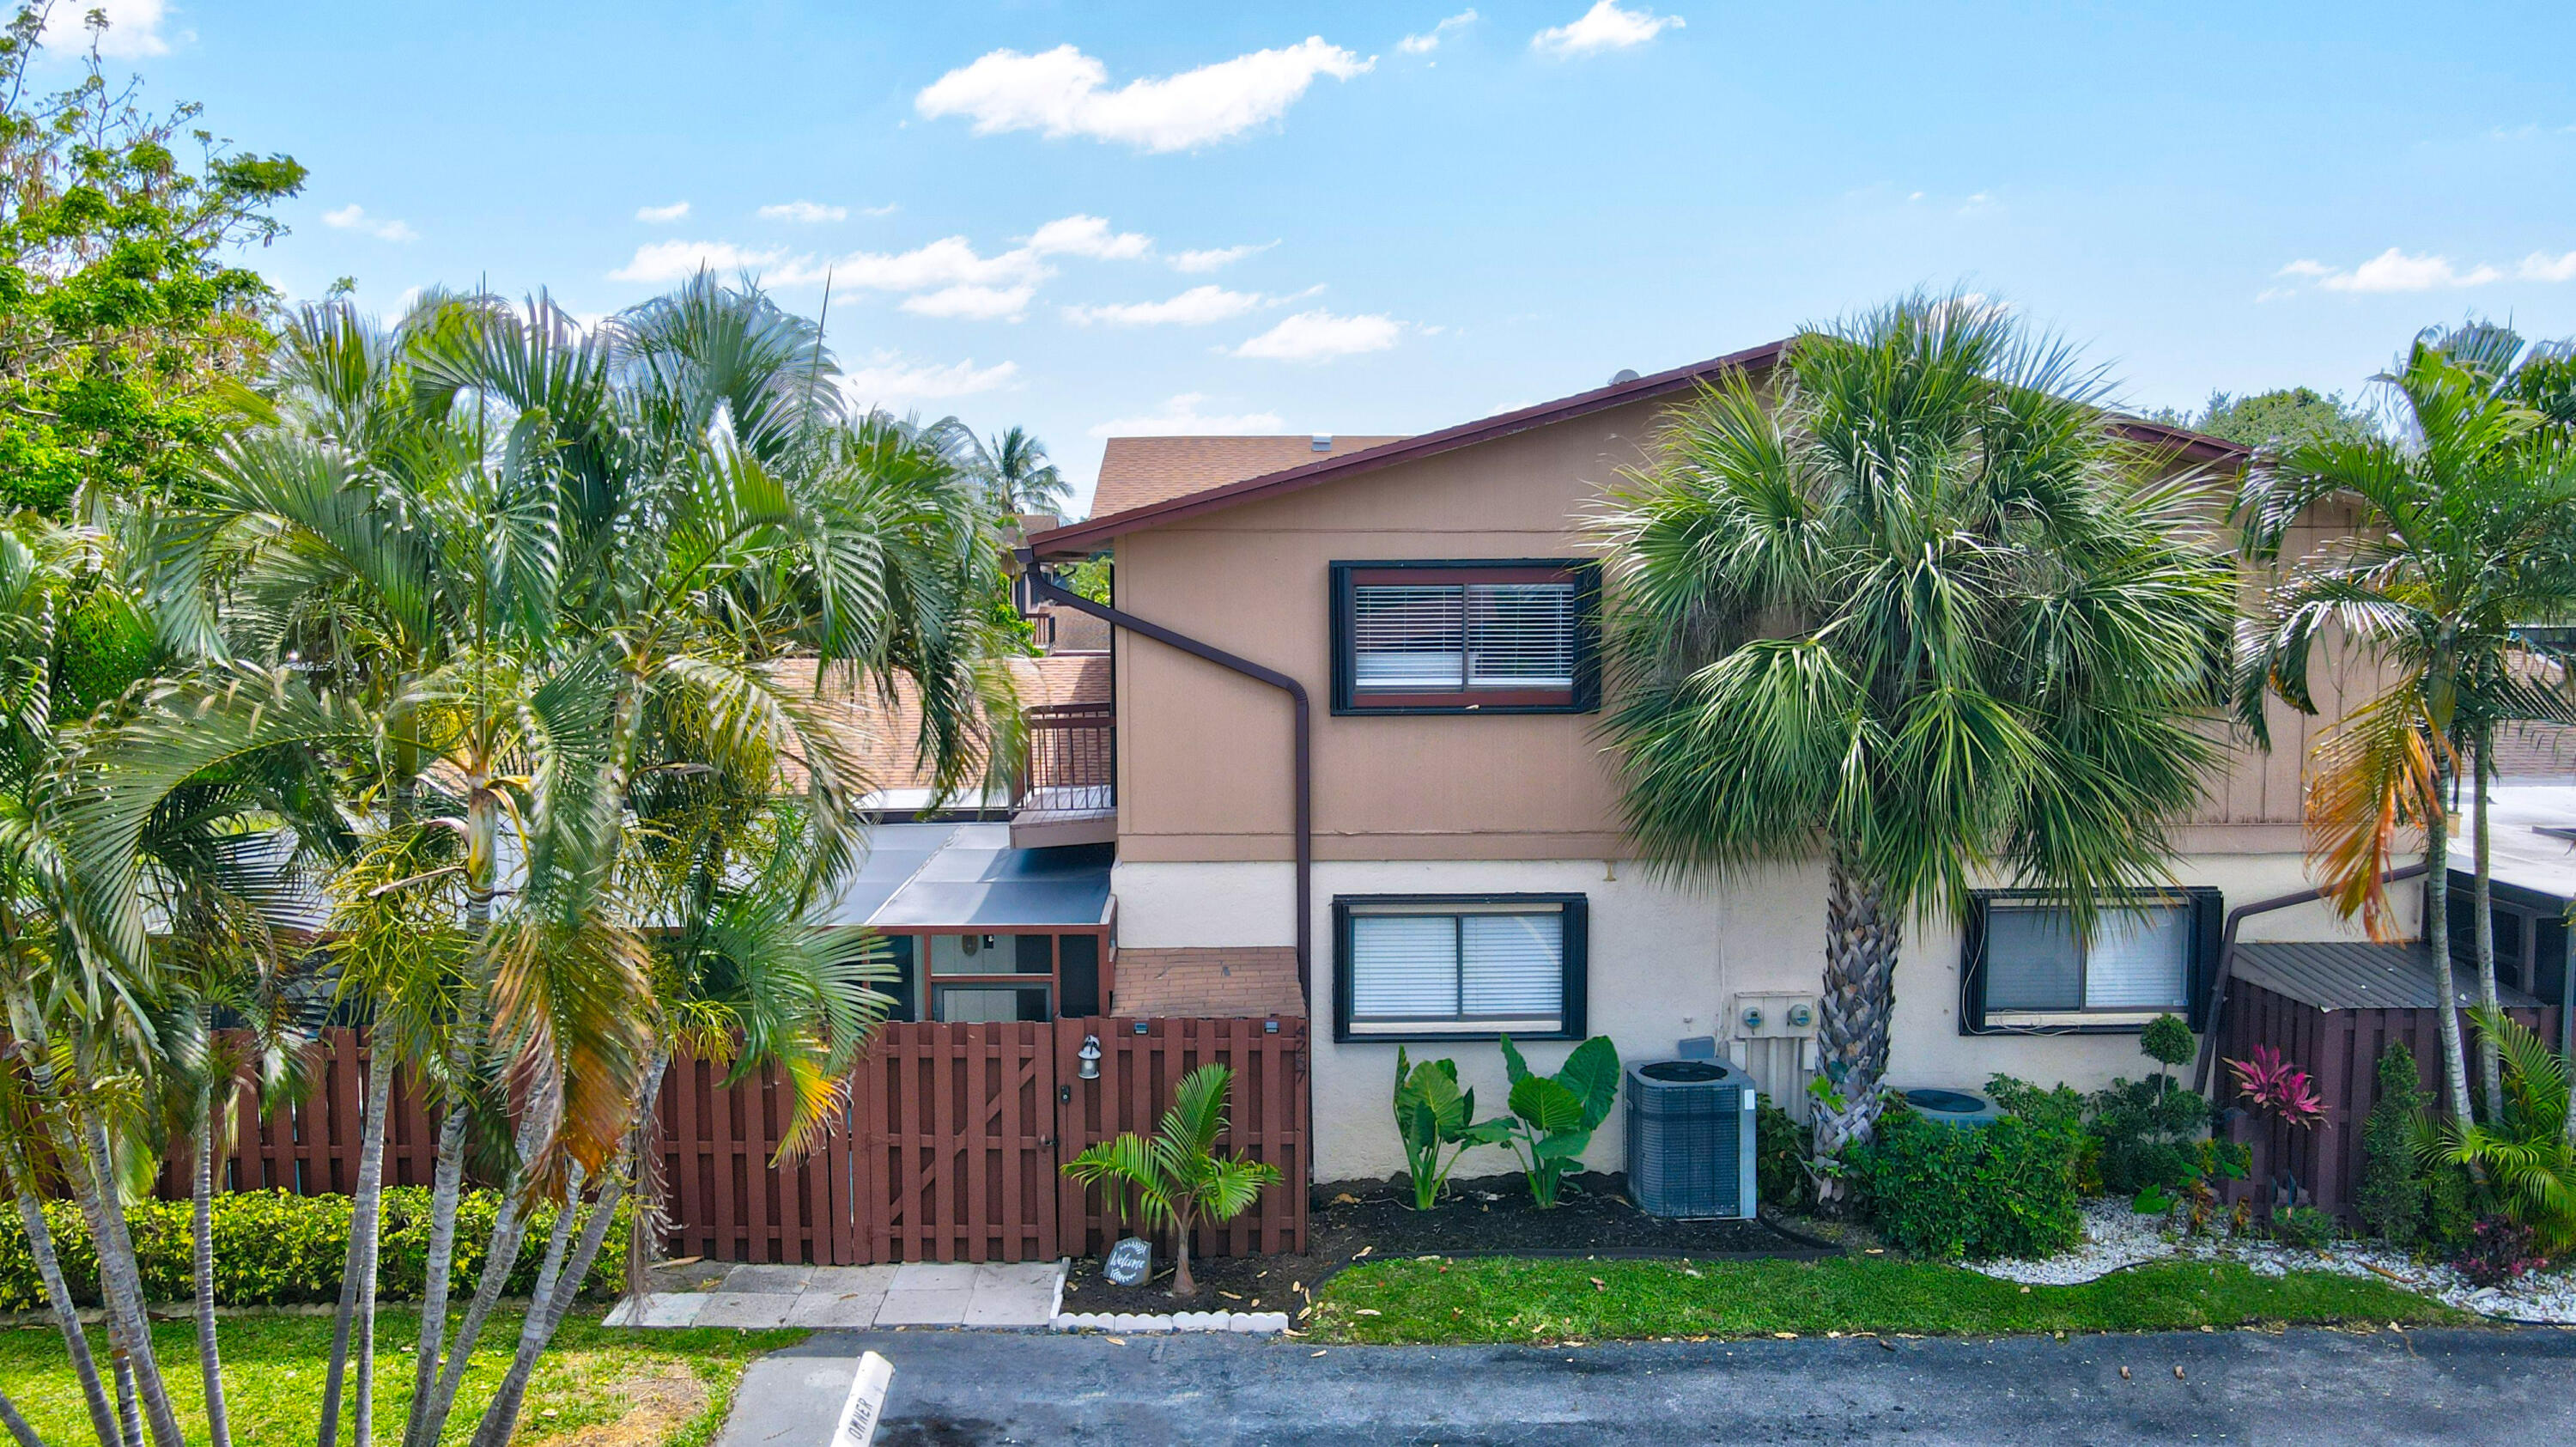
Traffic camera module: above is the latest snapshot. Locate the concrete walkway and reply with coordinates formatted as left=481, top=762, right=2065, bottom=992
left=605, top=1260, right=1062, bottom=1330
left=717, top=1324, right=2576, bottom=1445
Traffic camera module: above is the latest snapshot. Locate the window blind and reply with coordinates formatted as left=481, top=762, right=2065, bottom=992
left=1460, top=913, right=1563, bottom=1015
left=2085, top=907, right=2190, bottom=1009
left=1349, top=914, right=1463, bottom=1018
left=1985, top=907, right=2081, bottom=1012
left=1467, top=582, right=1577, bottom=688
left=1348, top=907, right=1565, bottom=1029
left=1352, top=586, right=1465, bottom=688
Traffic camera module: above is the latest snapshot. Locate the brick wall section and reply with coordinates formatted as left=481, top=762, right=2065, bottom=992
left=1111, top=947, right=1306, bottom=1018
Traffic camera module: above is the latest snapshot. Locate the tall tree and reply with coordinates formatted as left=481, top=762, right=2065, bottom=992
left=2172, top=387, right=2379, bottom=454
left=1599, top=293, right=2237, bottom=1176
left=940, top=422, right=1069, bottom=518
left=2236, top=337, right=2576, bottom=1125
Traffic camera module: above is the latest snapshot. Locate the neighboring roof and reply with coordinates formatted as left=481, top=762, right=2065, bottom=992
left=2479, top=783, right=2576, bottom=902
left=1030, top=340, right=2250, bottom=558
left=1091, top=435, right=1406, bottom=519
left=2233, top=940, right=2542, bottom=1012
left=817, top=821, right=1111, bottom=930
left=2494, top=721, right=2576, bottom=783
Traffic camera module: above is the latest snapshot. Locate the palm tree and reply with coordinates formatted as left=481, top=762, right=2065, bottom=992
left=1060, top=1064, right=1283, bottom=1298
left=1597, top=294, right=2237, bottom=1173
left=941, top=423, right=1069, bottom=519
left=2237, top=337, right=2576, bottom=1126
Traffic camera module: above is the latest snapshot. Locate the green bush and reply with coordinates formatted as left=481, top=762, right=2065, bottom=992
left=0, top=1188, right=629, bottom=1312
left=1754, top=1095, right=1813, bottom=1212
left=2270, top=1204, right=2336, bottom=1249
left=1848, top=1097, right=2084, bottom=1262
left=2354, top=1042, right=2429, bottom=1246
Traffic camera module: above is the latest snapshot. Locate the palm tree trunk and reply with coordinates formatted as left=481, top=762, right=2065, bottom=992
left=13, top=1189, right=117, bottom=1447
left=2424, top=757, right=2474, bottom=1123
left=70, top=1112, right=183, bottom=1447
left=318, top=1041, right=394, bottom=1447
left=112, top=1358, right=138, bottom=1447
left=0, top=1387, right=46, bottom=1447
left=1813, top=847, right=1901, bottom=1180
left=1168, top=1208, right=1196, bottom=1298
left=194, top=1091, right=234, bottom=1447
left=2471, top=732, right=2503, bottom=1122
left=469, top=1061, right=666, bottom=1447
left=419, top=1113, right=547, bottom=1444
left=396, top=1106, right=468, bottom=1447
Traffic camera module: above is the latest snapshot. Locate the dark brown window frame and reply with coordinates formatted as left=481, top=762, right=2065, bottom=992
left=878, top=927, right=1113, bottom=1024
left=1329, top=558, right=1602, bottom=715
left=1959, top=888, right=2223, bottom=1036
left=1331, top=892, right=1589, bottom=1043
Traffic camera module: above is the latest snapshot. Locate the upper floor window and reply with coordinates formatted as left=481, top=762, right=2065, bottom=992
left=1329, top=560, right=1601, bottom=714
left=1961, top=888, right=2221, bottom=1034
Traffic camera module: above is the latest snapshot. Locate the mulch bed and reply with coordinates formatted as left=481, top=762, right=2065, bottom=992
left=1058, top=1171, right=1841, bottom=1313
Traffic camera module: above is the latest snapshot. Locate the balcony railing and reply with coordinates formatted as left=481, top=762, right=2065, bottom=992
left=1014, top=702, right=1115, bottom=817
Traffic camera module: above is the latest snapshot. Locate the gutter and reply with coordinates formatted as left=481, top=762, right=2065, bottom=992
left=1017, top=549, right=1313, bottom=1002
left=2188, top=862, right=2430, bottom=1097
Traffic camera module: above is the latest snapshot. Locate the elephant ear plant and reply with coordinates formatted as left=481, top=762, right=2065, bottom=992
left=1498, top=1036, right=1621, bottom=1207
left=1393, top=1049, right=1511, bottom=1210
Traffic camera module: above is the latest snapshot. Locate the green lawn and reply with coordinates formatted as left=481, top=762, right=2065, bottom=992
left=1309, top=1256, right=2472, bottom=1345
left=0, top=1311, right=805, bottom=1447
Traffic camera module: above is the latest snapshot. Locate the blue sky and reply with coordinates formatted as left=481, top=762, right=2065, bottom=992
left=64, top=0, right=2576, bottom=514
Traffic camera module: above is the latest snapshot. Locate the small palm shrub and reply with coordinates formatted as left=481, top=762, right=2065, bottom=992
left=2430, top=1010, right=2576, bottom=1256
left=1061, top=1063, right=1283, bottom=1298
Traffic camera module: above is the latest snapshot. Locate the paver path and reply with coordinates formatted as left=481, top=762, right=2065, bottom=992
left=716, top=1323, right=2576, bottom=1445
left=605, top=1260, right=1062, bottom=1329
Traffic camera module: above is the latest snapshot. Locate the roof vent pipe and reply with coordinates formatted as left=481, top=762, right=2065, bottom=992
left=1311, top=434, right=1332, bottom=451
left=1610, top=368, right=1641, bottom=386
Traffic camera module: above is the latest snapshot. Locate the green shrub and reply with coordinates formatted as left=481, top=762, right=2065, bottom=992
left=1754, top=1095, right=1813, bottom=1212
left=2269, top=1204, right=2336, bottom=1249
left=1848, top=1100, right=2084, bottom=1262
left=0, top=1188, right=629, bottom=1312
left=2082, top=1018, right=2222, bottom=1197
left=2354, top=1042, right=2429, bottom=1246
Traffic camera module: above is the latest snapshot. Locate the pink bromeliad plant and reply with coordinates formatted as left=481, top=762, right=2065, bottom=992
left=2227, top=1045, right=2327, bottom=1130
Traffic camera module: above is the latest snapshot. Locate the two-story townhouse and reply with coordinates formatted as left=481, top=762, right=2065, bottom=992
left=1022, top=341, right=2433, bottom=1185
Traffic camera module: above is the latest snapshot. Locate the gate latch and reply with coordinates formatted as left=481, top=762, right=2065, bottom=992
left=1058, top=1085, right=1072, bottom=1105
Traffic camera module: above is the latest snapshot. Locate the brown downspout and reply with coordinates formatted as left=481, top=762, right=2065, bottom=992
left=1017, top=549, right=1313, bottom=1002
left=2190, top=862, right=2431, bottom=1097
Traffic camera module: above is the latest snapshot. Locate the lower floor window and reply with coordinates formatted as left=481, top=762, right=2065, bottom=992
left=1966, top=889, right=2220, bottom=1030
left=1334, top=895, right=1587, bottom=1040
left=877, top=931, right=1105, bottom=1023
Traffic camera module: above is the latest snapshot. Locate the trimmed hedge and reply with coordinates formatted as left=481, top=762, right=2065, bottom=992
left=1848, top=1103, right=2084, bottom=1262
left=0, top=1188, right=629, bottom=1311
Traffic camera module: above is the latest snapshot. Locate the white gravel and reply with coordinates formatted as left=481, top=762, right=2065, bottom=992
left=1965, top=1196, right=2576, bottom=1322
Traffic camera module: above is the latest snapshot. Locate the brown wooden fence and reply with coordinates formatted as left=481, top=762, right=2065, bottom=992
left=163, top=1017, right=1309, bottom=1268
left=2217, top=977, right=2559, bottom=1222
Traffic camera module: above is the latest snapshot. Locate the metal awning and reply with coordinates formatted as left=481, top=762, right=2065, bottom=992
left=817, top=821, right=1112, bottom=931
left=2233, top=940, right=2543, bottom=1012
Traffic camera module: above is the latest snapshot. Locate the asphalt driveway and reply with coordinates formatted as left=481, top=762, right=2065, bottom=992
left=718, top=1324, right=2576, bottom=1445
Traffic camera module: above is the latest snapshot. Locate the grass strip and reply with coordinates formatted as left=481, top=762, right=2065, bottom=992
left=0, top=1310, right=803, bottom=1447
left=1309, top=1255, right=2471, bottom=1344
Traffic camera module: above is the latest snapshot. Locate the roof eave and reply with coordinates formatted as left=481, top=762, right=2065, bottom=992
left=1030, top=337, right=2251, bottom=558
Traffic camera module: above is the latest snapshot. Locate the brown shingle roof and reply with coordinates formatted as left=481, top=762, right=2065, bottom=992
left=1090, top=435, right=1406, bottom=520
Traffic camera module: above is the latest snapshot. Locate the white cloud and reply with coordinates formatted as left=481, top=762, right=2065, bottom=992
left=1531, top=2, right=1682, bottom=57
left=322, top=204, right=418, bottom=243
left=1064, top=286, right=1267, bottom=327
left=2312, top=248, right=2501, bottom=293
left=2522, top=250, right=2576, bottom=283
left=44, top=0, right=170, bottom=58
left=899, top=284, right=1037, bottom=320
left=760, top=200, right=850, bottom=224
left=1089, top=392, right=1286, bottom=437
left=1170, top=241, right=1276, bottom=273
left=1231, top=309, right=1403, bottom=362
left=916, top=38, right=1372, bottom=152
left=635, top=201, right=691, bottom=224
left=1400, top=9, right=1479, bottom=52
left=860, top=203, right=902, bottom=218
left=830, top=236, right=1053, bottom=292
left=1024, top=214, right=1152, bottom=260
left=840, top=352, right=1020, bottom=407
left=2253, top=287, right=2297, bottom=304
left=609, top=239, right=788, bottom=283
left=2275, top=259, right=2334, bottom=278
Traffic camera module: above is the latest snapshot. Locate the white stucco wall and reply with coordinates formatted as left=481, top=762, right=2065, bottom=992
left=1111, top=853, right=2418, bottom=1183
